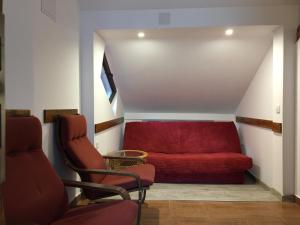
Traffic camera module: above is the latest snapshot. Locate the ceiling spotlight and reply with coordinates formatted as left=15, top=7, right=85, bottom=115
left=225, top=29, right=234, bottom=36
left=137, top=32, right=145, bottom=38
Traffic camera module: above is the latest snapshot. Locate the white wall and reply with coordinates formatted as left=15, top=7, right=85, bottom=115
left=80, top=5, right=299, bottom=195
left=236, top=29, right=284, bottom=194
left=4, top=0, right=80, bottom=198
left=93, top=33, right=124, bottom=155
left=80, top=6, right=299, bottom=30
left=236, top=47, right=274, bottom=118
left=101, top=27, right=273, bottom=114
left=125, top=113, right=235, bottom=122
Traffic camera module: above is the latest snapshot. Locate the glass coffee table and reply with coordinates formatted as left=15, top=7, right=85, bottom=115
left=105, top=150, right=148, bottom=170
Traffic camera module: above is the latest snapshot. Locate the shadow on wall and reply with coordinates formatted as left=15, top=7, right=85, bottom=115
left=236, top=126, right=246, bottom=153
left=251, top=164, right=261, bottom=178
left=46, top=124, right=78, bottom=200
left=236, top=127, right=262, bottom=178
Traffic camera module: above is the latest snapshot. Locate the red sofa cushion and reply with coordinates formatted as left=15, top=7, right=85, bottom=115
left=52, top=201, right=137, bottom=225
left=124, top=121, right=242, bottom=154
left=147, top=152, right=252, bottom=183
left=147, top=152, right=252, bottom=174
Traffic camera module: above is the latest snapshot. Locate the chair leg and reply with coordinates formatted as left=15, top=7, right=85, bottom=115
left=136, top=201, right=142, bottom=225
left=141, top=189, right=147, bottom=204
left=136, top=189, right=143, bottom=225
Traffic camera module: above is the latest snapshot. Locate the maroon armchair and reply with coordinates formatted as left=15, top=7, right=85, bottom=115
left=4, top=116, right=138, bottom=225
left=56, top=114, right=155, bottom=223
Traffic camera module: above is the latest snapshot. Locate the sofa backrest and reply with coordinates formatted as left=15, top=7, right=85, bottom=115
left=123, top=121, right=241, bottom=154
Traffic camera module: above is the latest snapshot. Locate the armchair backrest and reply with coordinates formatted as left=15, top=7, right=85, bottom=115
left=4, top=116, right=68, bottom=225
left=58, top=115, right=107, bottom=183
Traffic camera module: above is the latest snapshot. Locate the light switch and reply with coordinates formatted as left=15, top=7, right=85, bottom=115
left=276, top=105, right=281, bottom=114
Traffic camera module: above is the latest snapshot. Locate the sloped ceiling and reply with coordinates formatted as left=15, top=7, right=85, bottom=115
left=98, top=26, right=275, bottom=113
left=79, top=0, right=300, bottom=11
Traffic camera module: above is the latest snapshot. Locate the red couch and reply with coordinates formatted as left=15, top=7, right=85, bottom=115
left=123, top=121, right=252, bottom=183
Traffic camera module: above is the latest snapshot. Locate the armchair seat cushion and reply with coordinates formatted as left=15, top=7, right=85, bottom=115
left=101, top=164, right=155, bottom=190
left=52, top=201, right=137, bottom=225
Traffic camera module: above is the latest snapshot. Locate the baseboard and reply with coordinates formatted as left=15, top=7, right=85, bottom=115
left=245, top=171, right=282, bottom=200
left=296, top=195, right=300, bottom=205
left=246, top=171, right=300, bottom=203
left=245, top=171, right=257, bottom=181
left=282, top=195, right=296, bottom=202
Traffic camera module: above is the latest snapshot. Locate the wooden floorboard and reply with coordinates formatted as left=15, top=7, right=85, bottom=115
left=141, top=201, right=300, bottom=225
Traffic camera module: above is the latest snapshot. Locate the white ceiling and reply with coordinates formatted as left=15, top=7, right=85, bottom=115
left=79, top=0, right=300, bottom=11
left=98, top=26, right=276, bottom=113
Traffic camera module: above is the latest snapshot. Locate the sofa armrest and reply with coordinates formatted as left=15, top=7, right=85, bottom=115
left=72, top=168, right=142, bottom=190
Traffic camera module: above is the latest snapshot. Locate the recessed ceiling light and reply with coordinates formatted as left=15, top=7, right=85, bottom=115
left=225, top=29, right=234, bottom=36
left=138, top=32, right=145, bottom=38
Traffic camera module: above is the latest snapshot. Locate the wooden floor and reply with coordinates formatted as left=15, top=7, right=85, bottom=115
left=141, top=201, right=300, bottom=225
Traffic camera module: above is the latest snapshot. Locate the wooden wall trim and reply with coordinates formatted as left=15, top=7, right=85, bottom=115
left=4, top=109, right=31, bottom=149
left=272, top=122, right=282, bottom=133
left=6, top=109, right=31, bottom=117
left=44, top=109, right=78, bottom=123
left=236, top=116, right=282, bottom=133
left=95, top=117, right=124, bottom=134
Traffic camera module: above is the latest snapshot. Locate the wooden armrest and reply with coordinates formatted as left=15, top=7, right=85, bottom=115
left=62, top=179, right=131, bottom=200
left=69, top=167, right=142, bottom=191
left=103, top=155, right=145, bottom=164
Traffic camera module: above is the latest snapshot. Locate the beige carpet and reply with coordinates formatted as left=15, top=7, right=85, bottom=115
left=105, top=175, right=280, bottom=202
left=126, top=182, right=280, bottom=202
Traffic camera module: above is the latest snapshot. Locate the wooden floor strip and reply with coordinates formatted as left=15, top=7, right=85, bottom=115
left=141, top=200, right=300, bottom=225
left=76, top=198, right=300, bottom=225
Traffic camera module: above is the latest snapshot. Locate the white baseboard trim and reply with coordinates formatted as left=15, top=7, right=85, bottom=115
left=295, top=195, right=300, bottom=205
left=246, top=171, right=283, bottom=200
